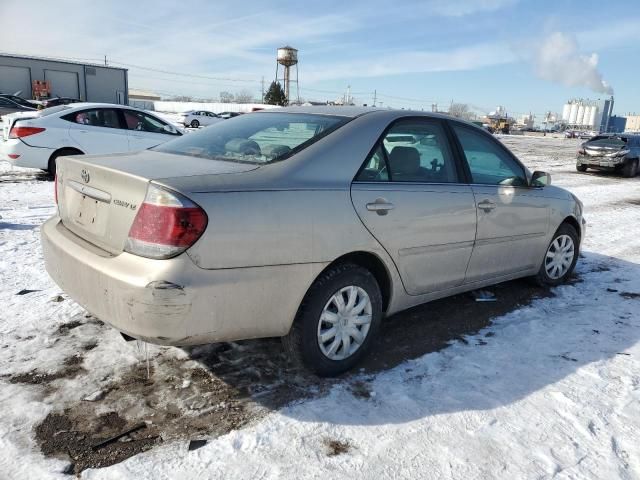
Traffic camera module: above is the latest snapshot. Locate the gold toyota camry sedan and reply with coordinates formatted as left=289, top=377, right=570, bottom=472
left=42, top=107, right=585, bottom=376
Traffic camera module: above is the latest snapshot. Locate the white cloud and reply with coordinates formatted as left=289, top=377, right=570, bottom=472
left=533, top=32, right=614, bottom=94
left=423, top=0, right=518, bottom=16
left=301, top=42, right=516, bottom=82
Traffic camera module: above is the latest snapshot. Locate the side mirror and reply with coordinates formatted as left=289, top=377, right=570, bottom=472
left=531, top=170, right=551, bottom=187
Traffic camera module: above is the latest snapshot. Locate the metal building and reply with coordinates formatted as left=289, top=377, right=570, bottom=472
left=0, top=53, right=128, bottom=104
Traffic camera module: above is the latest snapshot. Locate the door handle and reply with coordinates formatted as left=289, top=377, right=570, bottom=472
left=366, top=198, right=395, bottom=215
left=477, top=200, right=497, bottom=212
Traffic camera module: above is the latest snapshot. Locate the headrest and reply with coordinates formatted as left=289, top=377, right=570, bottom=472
left=225, top=138, right=261, bottom=155
left=261, top=144, right=291, bottom=159
left=389, top=146, right=420, bottom=175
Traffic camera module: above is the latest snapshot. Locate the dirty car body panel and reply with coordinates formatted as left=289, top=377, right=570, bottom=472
left=42, top=107, right=585, bottom=347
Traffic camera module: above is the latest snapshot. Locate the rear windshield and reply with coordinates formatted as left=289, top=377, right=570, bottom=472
left=39, top=105, right=72, bottom=117
left=153, top=112, right=349, bottom=164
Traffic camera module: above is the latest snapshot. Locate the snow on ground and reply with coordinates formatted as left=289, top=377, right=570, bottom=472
left=0, top=135, right=639, bottom=479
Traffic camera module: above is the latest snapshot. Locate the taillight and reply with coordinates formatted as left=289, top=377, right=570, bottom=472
left=124, top=184, right=207, bottom=259
left=54, top=174, right=58, bottom=204
left=9, top=126, right=46, bottom=138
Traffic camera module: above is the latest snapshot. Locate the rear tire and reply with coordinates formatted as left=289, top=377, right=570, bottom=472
left=48, top=148, right=83, bottom=177
left=190, top=119, right=199, bottom=128
left=622, top=159, right=638, bottom=178
left=532, top=223, right=579, bottom=287
left=576, top=164, right=588, bottom=172
left=282, top=263, right=382, bottom=377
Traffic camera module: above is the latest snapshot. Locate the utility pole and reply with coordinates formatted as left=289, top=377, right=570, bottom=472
left=373, top=89, right=377, bottom=107
left=104, top=55, right=108, bottom=66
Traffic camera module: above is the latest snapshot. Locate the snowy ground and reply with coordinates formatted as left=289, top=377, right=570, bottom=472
left=0, top=135, right=639, bottom=479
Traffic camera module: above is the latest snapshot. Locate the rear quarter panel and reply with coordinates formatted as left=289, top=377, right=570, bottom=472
left=186, top=189, right=391, bottom=269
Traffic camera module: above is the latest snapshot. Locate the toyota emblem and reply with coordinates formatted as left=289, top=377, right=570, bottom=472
left=81, top=169, right=90, bottom=183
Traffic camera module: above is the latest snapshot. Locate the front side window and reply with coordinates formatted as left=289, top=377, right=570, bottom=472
left=153, top=112, right=348, bottom=164
left=64, top=108, right=122, bottom=129
left=453, top=125, right=527, bottom=186
left=356, top=119, right=458, bottom=183
left=123, top=110, right=168, bottom=134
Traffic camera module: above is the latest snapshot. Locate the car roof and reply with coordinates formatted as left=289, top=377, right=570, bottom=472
left=258, top=105, right=456, bottom=121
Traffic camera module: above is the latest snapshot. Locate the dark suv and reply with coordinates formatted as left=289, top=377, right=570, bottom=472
left=576, top=134, right=640, bottom=177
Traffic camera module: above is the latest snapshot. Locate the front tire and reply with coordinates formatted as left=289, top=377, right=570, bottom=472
left=533, top=223, right=579, bottom=286
left=622, top=159, right=638, bottom=178
left=190, top=119, right=200, bottom=128
left=576, top=164, right=588, bottom=172
left=283, top=263, right=382, bottom=377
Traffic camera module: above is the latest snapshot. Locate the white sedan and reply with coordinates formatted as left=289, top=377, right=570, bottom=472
left=179, top=110, right=223, bottom=128
left=1, top=103, right=182, bottom=173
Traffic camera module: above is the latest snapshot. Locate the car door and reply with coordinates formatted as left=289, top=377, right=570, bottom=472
left=450, top=123, right=550, bottom=282
left=122, top=109, right=176, bottom=150
left=351, top=118, right=477, bottom=295
left=64, top=108, right=129, bottom=154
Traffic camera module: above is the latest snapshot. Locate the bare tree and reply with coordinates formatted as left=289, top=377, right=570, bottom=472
left=234, top=90, right=254, bottom=104
left=448, top=103, right=470, bottom=119
left=167, top=95, right=193, bottom=102
left=219, top=91, right=235, bottom=103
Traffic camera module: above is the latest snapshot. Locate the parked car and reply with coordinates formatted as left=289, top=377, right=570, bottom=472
left=41, top=107, right=585, bottom=376
left=0, top=94, right=38, bottom=117
left=218, top=111, right=242, bottom=119
left=578, top=130, right=597, bottom=140
left=1, top=103, right=181, bottom=173
left=179, top=110, right=223, bottom=128
left=41, top=97, right=82, bottom=108
left=576, top=134, right=640, bottom=177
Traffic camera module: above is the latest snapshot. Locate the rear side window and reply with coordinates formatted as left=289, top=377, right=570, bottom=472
left=356, top=119, right=458, bottom=183
left=63, top=108, right=122, bottom=129
left=123, top=110, right=170, bottom=134
left=153, top=112, right=348, bottom=164
left=453, top=125, right=527, bottom=186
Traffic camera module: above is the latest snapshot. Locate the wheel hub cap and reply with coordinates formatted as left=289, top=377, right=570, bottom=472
left=545, top=234, right=575, bottom=279
left=317, top=285, right=372, bottom=361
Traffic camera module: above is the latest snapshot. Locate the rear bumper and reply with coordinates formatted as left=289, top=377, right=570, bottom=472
left=1, top=138, right=53, bottom=169
left=576, top=155, right=625, bottom=170
left=41, top=217, right=323, bottom=345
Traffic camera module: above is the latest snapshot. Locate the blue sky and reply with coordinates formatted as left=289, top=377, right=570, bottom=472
left=1, top=0, right=639, bottom=117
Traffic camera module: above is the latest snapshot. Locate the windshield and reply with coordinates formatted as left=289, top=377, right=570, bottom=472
left=153, top=112, right=349, bottom=164
left=3, top=95, right=34, bottom=108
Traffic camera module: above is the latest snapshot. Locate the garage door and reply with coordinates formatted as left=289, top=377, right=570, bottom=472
left=44, top=70, right=80, bottom=99
left=0, top=65, right=31, bottom=96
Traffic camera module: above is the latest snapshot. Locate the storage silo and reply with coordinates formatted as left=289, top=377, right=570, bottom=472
left=581, top=105, right=592, bottom=126
left=569, top=103, right=578, bottom=124
left=562, top=103, right=571, bottom=122
left=589, top=105, right=598, bottom=128
left=576, top=104, right=585, bottom=125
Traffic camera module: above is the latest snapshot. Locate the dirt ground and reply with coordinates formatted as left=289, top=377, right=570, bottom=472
left=10, top=277, right=555, bottom=475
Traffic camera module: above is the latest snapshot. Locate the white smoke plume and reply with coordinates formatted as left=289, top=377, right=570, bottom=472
left=534, top=32, right=613, bottom=94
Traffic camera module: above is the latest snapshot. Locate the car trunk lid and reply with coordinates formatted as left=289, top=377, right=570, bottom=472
left=583, top=138, right=627, bottom=157
left=2, top=112, right=39, bottom=141
left=56, top=150, right=259, bottom=254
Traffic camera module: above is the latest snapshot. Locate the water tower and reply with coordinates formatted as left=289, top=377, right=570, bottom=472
left=275, top=46, right=299, bottom=104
